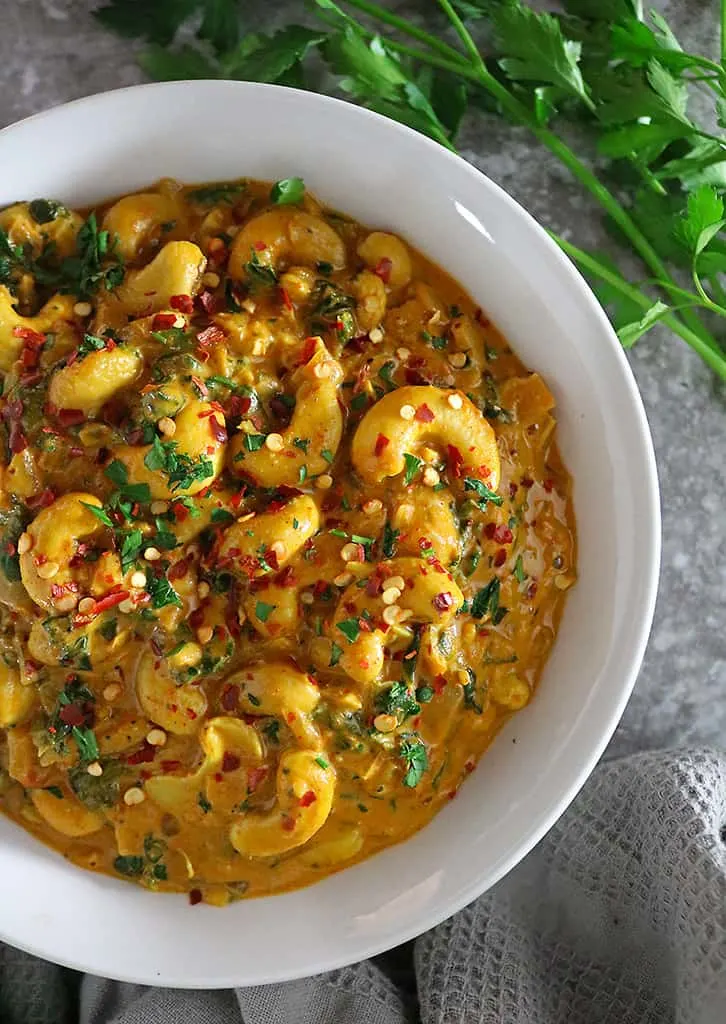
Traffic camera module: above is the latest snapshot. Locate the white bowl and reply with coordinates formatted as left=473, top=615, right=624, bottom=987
left=0, top=80, right=660, bottom=986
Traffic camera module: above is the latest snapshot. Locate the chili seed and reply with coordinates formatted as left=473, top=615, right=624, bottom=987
left=399, top=404, right=415, bottom=421
left=86, top=761, right=103, bottom=777
left=130, top=571, right=147, bottom=589
left=315, top=474, right=333, bottom=490
left=78, top=597, right=96, bottom=615
left=362, top=499, right=382, bottom=515
left=197, top=625, right=214, bottom=645
left=368, top=327, right=384, bottom=344
left=143, top=546, right=161, bottom=562
left=103, top=683, right=122, bottom=702
left=448, top=352, right=467, bottom=368
left=265, top=433, right=284, bottom=452
left=158, top=416, right=176, bottom=438
left=382, top=604, right=401, bottom=625
left=447, top=393, right=463, bottom=410
left=150, top=501, right=169, bottom=515
left=123, top=787, right=145, bottom=806
left=73, top=301, right=92, bottom=317
left=382, top=587, right=401, bottom=605
left=373, top=713, right=398, bottom=734
left=17, top=532, right=32, bottom=555
left=146, top=728, right=167, bottom=747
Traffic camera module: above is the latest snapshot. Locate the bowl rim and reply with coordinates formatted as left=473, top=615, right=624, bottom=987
left=0, top=79, right=661, bottom=986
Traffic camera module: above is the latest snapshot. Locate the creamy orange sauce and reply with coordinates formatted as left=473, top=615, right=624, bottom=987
left=0, top=177, right=575, bottom=904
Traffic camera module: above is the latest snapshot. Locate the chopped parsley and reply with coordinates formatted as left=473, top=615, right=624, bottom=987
left=270, top=177, right=305, bottom=204
left=188, top=181, right=246, bottom=204
left=376, top=681, right=420, bottom=721
left=399, top=733, right=428, bottom=788
left=146, top=572, right=182, bottom=609
left=244, top=250, right=278, bottom=289
left=244, top=433, right=266, bottom=452
left=514, top=554, right=527, bottom=583
left=336, top=618, right=360, bottom=643
left=143, top=437, right=213, bottom=492
left=463, top=476, right=503, bottom=507
left=254, top=601, right=276, bottom=623
left=381, top=521, right=400, bottom=559
left=329, top=641, right=343, bottom=667
left=470, top=577, right=507, bottom=624
left=403, top=452, right=423, bottom=486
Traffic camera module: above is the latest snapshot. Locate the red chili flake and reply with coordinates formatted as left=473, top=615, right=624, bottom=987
left=276, top=565, right=297, bottom=588
left=298, top=336, right=317, bottom=365
left=415, top=403, right=435, bottom=423
left=265, top=547, right=280, bottom=572
left=374, top=433, right=389, bottom=457
left=59, top=703, right=86, bottom=727
left=152, top=312, right=177, bottom=331
left=189, top=889, right=203, bottom=906
left=366, top=572, right=384, bottom=598
left=433, top=674, right=448, bottom=694
left=190, top=375, right=209, bottom=398
left=526, top=581, right=538, bottom=600
left=168, top=556, right=190, bottom=580
left=509, top=482, right=518, bottom=500
left=494, top=525, right=513, bottom=544
left=189, top=607, right=206, bottom=630
left=170, top=502, right=189, bottom=524
left=4, top=541, right=14, bottom=556
left=196, top=325, right=226, bottom=348
left=464, top=759, right=476, bottom=774
left=197, top=290, right=217, bottom=315
left=299, top=790, right=317, bottom=808
left=253, top=240, right=267, bottom=252
left=280, top=286, right=293, bottom=312
left=493, top=548, right=507, bottom=568
left=543, top=478, right=554, bottom=493
left=474, top=307, right=491, bottom=327
left=408, top=367, right=432, bottom=385
left=208, top=416, right=227, bottom=443
left=170, top=294, right=194, bottom=314
left=127, top=742, right=155, bottom=765
left=161, top=760, right=181, bottom=773
left=220, top=684, right=239, bottom=711
left=222, top=752, right=241, bottom=773
left=282, top=816, right=296, bottom=832
left=446, top=444, right=464, bottom=479
left=521, top=476, right=534, bottom=489
left=89, top=590, right=130, bottom=616
left=433, top=591, right=454, bottom=612
left=374, top=257, right=392, bottom=283
left=26, top=488, right=56, bottom=509
left=186, top=708, right=198, bottom=720
left=57, top=408, right=85, bottom=427
left=247, top=766, right=267, bottom=792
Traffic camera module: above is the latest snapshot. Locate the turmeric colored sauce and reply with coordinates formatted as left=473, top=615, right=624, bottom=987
left=0, top=177, right=575, bottom=905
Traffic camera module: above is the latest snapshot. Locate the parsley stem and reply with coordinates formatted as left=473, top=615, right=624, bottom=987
left=554, top=234, right=726, bottom=379
left=466, top=68, right=718, bottom=350
left=435, top=0, right=488, bottom=78
left=340, top=0, right=466, bottom=63
left=721, top=0, right=726, bottom=67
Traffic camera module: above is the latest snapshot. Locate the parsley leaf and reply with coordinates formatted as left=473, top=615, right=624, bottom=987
left=463, top=476, right=503, bottom=507
left=270, top=177, right=305, bottom=204
left=146, top=572, right=182, bottom=609
left=336, top=617, right=360, bottom=643
left=399, top=732, right=428, bottom=787
left=143, top=437, right=213, bottom=492
left=403, top=453, right=423, bottom=486
left=376, top=681, right=420, bottom=721
left=254, top=600, right=276, bottom=622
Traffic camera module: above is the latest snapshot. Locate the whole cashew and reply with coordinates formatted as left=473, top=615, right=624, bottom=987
left=351, top=385, right=500, bottom=492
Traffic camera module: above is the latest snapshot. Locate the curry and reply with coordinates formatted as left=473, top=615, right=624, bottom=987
left=0, top=176, right=575, bottom=904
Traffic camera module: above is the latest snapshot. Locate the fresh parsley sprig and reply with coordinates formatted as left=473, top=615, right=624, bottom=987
left=94, top=0, right=726, bottom=378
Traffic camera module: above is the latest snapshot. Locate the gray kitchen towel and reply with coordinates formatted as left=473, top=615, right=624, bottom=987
left=1, top=748, right=724, bottom=1024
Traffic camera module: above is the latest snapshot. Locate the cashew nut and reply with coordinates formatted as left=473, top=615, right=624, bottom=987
left=351, top=385, right=500, bottom=491
left=228, top=338, right=343, bottom=488
left=228, top=209, right=346, bottom=278
left=218, top=494, right=319, bottom=580
left=135, top=649, right=208, bottom=735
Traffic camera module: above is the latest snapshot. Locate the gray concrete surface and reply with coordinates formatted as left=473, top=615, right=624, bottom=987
left=1, top=0, right=724, bottom=758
